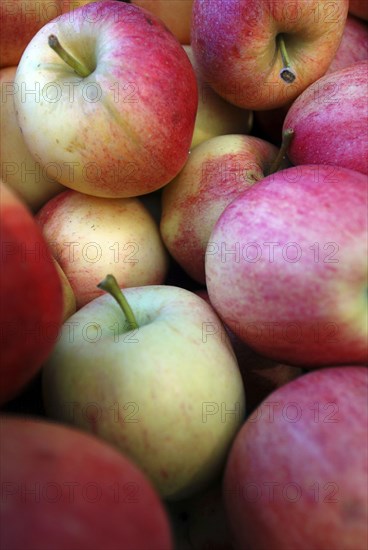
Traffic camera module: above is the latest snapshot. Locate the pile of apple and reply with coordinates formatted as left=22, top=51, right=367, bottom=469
left=1, top=0, right=367, bottom=549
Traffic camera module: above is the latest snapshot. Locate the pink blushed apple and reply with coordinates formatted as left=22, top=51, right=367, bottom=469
left=191, top=0, right=349, bottom=110
left=223, top=366, right=368, bottom=550
left=284, top=60, right=368, bottom=175
left=0, top=181, right=63, bottom=405
left=13, top=1, right=198, bottom=197
left=0, top=415, right=173, bottom=550
left=161, top=134, right=282, bottom=284
left=205, top=164, right=368, bottom=368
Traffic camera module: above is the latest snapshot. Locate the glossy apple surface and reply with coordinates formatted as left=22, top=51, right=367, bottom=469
left=14, top=1, right=198, bottom=197
left=205, top=165, right=368, bottom=367
left=284, top=61, right=368, bottom=175
left=0, top=181, right=63, bottom=405
left=191, top=0, right=349, bottom=110
left=36, top=189, right=169, bottom=309
left=224, top=366, right=368, bottom=550
left=0, top=415, right=173, bottom=550
left=42, top=285, right=246, bottom=500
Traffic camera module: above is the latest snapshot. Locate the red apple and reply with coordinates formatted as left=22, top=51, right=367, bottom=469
left=0, top=181, right=63, bottom=405
left=205, top=165, right=368, bottom=368
left=13, top=1, right=198, bottom=198
left=223, top=366, right=368, bottom=550
left=0, top=415, right=173, bottom=550
left=254, top=14, right=368, bottom=144
left=191, top=0, right=349, bottom=110
left=284, top=60, right=368, bottom=175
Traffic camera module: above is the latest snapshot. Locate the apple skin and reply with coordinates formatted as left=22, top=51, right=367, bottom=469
left=0, top=181, right=63, bottom=405
left=0, top=0, right=95, bottom=68
left=223, top=366, right=368, bottom=550
left=36, top=189, right=169, bottom=309
left=183, top=46, right=253, bottom=150
left=254, top=14, right=368, bottom=145
left=13, top=1, right=198, bottom=198
left=0, top=66, right=65, bottom=212
left=284, top=61, right=368, bottom=175
left=0, top=415, right=173, bottom=550
left=132, top=0, right=193, bottom=43
left=53, top=258, right=77, bottom=321
left=205, top=165, right=368, bottom=368
left=191, top=0, right=349, bottom=110
left=161, top=134, right=281, bottom=284
left=42, top=285, right=246, bottom=501
left=349, top=0, right=368, bottom=21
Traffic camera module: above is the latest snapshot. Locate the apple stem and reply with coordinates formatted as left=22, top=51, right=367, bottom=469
left=97, top=274, right=139, bottom=330
left=277, top=35, right=296, bottom=84
left=266, top=128, right=294, bottom=176
left=48, top=34, right=91, bottom=78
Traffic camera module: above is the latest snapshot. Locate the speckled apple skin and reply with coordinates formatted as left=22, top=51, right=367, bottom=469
left=326, top=15, right=368, bottom=74
left=36, top=189, right=169, bottom=309
left=14, top=1, right=197, bottom=197
left=224, top=366, right=368, bottom=550
left=161, top=134, right=280, bottom=284
left=192, top=0, right=349, bottom=110
left=0, top=183, right=63, bottom=405
left=0, top=416, right=173, bottom=550
left=205, top=165, right=368, bottom=367
left=284, top=61, right=368, bottom=175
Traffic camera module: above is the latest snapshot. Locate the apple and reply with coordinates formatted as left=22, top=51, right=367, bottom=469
left=0, top=415, right=173, bottom=550
left=161, top=133, right=286, bottom=284
left=183, top=46, right=253, bottom=150
left=191, top=0, right=349, bottom=110
left=349, top=0, right=368, bottom=21
left=284, top=60, right=368, bottom=175
left=0, top=0, right=95, bottom=68
left=223, top=366, right=368, bottom=550
left=13, top=0, right=198, bottom=198
left=0, top=66, right=65, bottom=212
left=53, top=258, right=77, bottom=321
left=254, top=14, right=368, bottom=145
left=205, top=164, right=368, bottom=368
left=42, top=278, right=246, bottom=500
left=131, top=0, right=193, bottom=44
left=36, top=189, right=169, bottom=309
left=0, top=181, right=63, bottom=405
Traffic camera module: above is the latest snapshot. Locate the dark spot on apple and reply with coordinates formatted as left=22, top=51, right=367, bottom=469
left=144, top=15, right=153, bottom=26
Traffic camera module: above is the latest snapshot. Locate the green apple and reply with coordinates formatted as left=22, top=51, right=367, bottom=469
left=42, top=277, right=246, bottom=501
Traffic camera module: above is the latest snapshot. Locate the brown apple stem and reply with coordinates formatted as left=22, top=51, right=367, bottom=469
left=48, top=34, right=91, bottom=78
left=266, top=128, right=294, bottom=176
left=97, top=274, right=139, bottom=330
left=277, top=35, right=296, bottom=84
